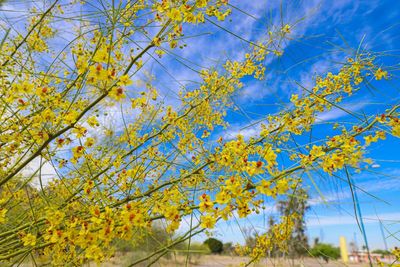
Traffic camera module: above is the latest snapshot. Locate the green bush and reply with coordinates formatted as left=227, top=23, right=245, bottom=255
left=309, top=243, right=340, bottom=263
left=204, top=238, right=223, bottom=254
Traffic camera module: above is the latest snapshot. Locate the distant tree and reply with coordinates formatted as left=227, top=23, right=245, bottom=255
left=310, top=243, right=340, bottom=263
left=277, top=188, right=310, bottom=258
left=204, top=238, right=223, bottom=254
left=243, top=227, right=257, bottom=249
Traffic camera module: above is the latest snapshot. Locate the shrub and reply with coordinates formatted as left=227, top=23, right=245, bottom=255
left=204, top=238, right=223, bottom=254
left=309, top=243, right=340, bottom=263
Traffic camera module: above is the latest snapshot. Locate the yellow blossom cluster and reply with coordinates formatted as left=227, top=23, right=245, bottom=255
left=0, top=1, right=399, bottom=266
left=236, top=215, right=296, bottom=262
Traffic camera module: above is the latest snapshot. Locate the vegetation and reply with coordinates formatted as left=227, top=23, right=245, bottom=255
left=0, top=1, right=399, bottom=266
left=204, top=238, right=223, bottom=254
left=277, top=189, right=309, bottom=258
left=309, top=243, right=340, bottom=263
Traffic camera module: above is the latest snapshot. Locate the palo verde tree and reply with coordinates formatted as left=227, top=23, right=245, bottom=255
left=0, top=1, right=399, bottom=266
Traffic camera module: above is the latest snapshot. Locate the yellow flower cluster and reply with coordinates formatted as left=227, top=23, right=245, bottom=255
left=0, top=1, right=399, bottom=266
left=236, top=215, right=296, bottom=262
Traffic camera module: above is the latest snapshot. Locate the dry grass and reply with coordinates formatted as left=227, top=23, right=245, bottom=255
left=82, top=254, right=373, bottom=267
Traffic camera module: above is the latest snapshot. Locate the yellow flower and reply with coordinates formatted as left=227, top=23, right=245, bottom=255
left=200, top=215, right=216, bottom=229
left=46, top=209, right=65, bottom=227
left=290, top=94, right=298, bottom=103
left=167, top=8, right=182, bottom=21
left=72, top=145, right=85, bottom=161
left=257, top=180, right=273, bottom=196
left=215, top=190, right=230, bottom=204
left=92, top=46, right=110, bottom=63
left=109, top=87, right=126, bottom=101
left=392, top=247, right=400, bottom=260
left=87, top=116, right=99, bottom=127
left=364, top=135, right=378, bottom=146
left=310, top=145, right=325, bottom=158
left=22, top=233, right=37, bottom=247
left=72, top=125, right=87, bottom=138
left=199, top=194, right=213, bottom=212
left=88, top=63, right=108, bottom=83
left=35, top=87, right=52, bottom=99
left=153, top=37, right=162, bottom=46
left=276, top=179, right=289, bottom=194
left=0, top=208, right=7, bottom=224
left=85, top=137, right=95, bottom=147
left=392, top=124, right=400, bottom=137
left=17, top=81, right=34, bottom=93
left=282, top=24, right=291, bottom=34
left=76, top=56, right=89, bottom=74
left=163, top=206, right=179, bottom=221
left=85, top=245, right=104, bottom=263
left=374, top=68, right=388, bottom=80
left=225, top=177, right=243, bottom=196
left=117, top=74, right=133, bottom=86
left=196, top=0, right=207, bottom=8
left=166, top=220, right=180, bottom=233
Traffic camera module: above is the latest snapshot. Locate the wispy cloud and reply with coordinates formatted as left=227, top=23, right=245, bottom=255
left=315, top=101, right=368, bottom=122
left=307, top=212, right=400, bottom=227
left=22, top=157, right=58, bottom=188
left=223, top=124, right=260, bottom=140
left=308, top=168, right=400, bottom=206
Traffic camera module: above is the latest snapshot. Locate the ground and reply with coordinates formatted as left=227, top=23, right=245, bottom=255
left=92, top=254, right=373, bottom=267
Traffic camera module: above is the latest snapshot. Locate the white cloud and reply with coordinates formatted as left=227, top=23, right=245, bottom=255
left=308, top=168, right=400, bottom=207
left=222, top=121, right=263, bottom=141
left=315, top=101, right=368, bottom=122
left=307, top=212, right=400, bottom=227
left=21, top=157, right=58, bottom=188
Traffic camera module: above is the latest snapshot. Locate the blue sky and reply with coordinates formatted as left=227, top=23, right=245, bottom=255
left=1, top=0, right=399, bottom=251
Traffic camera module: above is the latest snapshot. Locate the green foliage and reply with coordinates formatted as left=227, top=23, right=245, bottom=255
left=309, top=243, right=340, bottom=263
left=204, top=238, right=223, bottom=254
